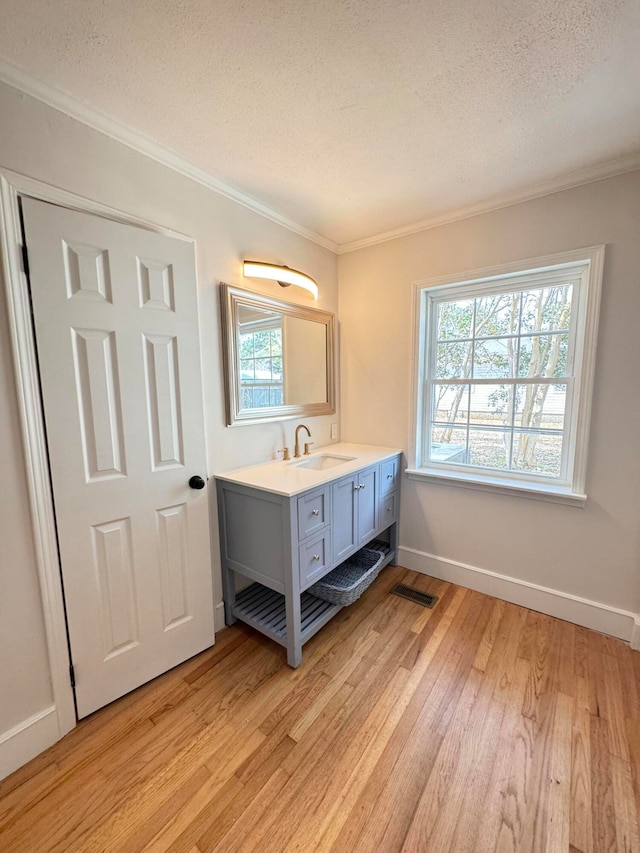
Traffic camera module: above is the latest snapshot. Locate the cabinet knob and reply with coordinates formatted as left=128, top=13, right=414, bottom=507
left=312, top=509, right=319, bottom=516
left=387, top=506, right=392, bottom=512
left=313, top=554, right=321, bottom=561
left=387, top=473, right=393, bottom=479
left=360, top=483, right=366, bottom=490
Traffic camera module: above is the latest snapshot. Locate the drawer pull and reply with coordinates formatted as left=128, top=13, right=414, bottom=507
left=312, top=509, right=319, bottom=516
left=313, top=554, right=321, bottom=561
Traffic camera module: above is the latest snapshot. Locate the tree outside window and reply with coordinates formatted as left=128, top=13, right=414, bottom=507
left=239, top=322, right=283, bottom=410
left=412, top=248, right=604, bottom=501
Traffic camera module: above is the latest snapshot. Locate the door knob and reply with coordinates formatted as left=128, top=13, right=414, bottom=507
left=189, top=475, right=206, bottom=490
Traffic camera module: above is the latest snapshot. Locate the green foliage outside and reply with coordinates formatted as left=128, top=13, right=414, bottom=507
left=433, top=285, right=572, bottom=476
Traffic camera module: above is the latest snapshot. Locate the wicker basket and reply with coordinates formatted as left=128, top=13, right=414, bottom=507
left=309, top=547, right=385, bottom=606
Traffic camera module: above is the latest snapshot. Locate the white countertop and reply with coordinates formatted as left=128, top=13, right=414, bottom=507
left=215, top=442, right=402, bottom=497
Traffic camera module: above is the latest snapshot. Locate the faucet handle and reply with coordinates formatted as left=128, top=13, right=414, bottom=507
left=278, top=447, right=291, bottom=461
left=304, top=442, right=314, bottom=456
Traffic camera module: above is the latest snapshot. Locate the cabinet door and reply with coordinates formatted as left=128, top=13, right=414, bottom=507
left=380, top=491, right=397, bottom=525
left=299, top=530, right=332, bottom=589
left=380, top=457, right=399, bottom=497
left=332, top=475, right=357, bottom=563
left=357, top=467, right=378, bottom=545
left=297, top=486, right=330, bottom=540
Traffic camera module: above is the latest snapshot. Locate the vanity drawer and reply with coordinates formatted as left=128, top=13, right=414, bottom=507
left=299, top=530, right=332, bottom=588
left=380, top=491, right=397, bottom=525
left=380, top=458, right=399, bottom=496
left=297, top=486, right=330, bottom=540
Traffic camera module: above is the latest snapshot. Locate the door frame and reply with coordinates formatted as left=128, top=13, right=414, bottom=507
left=0, top=167, right=196, bottom=758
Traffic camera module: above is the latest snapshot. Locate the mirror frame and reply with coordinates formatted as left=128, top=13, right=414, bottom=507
left=220, top=283, right=336, bottom=426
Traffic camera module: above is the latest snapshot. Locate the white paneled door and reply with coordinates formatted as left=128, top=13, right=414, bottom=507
left=22, top=197, right=214, bottom=718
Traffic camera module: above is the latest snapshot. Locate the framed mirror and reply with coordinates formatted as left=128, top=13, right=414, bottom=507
left=220, top=284, right=336, bottom=425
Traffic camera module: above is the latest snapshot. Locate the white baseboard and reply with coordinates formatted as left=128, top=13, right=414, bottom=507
left=0, top=705, right=60, bottom=781
left=214, top=600, right=226, bottom=634
left=398, top=546, right=638, bottom=643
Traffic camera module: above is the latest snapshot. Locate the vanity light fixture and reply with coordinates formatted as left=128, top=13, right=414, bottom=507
left=243, top=260, right=318, bottom=299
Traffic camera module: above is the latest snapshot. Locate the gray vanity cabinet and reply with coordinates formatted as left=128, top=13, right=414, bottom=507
left=332, top=467, right=378, bottom=563
left=216, top=450, right=401, bottom=667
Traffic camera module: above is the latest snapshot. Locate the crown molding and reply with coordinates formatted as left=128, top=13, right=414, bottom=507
left=0, top=59, right=339, bottom=254
left=338, top=151, right=640, bottom=254
left=2, top=58, right=639, bottom=258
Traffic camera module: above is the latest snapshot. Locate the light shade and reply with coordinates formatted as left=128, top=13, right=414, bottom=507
left=243, top=261, right=318, bottom=299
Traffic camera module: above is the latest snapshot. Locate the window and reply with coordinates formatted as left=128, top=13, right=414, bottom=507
left=238, top=316, right=284, bottom=410
left=409, top=247, right=604, bottom=504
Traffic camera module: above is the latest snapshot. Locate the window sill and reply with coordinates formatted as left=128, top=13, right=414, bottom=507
left=404, top=468, right=587, bottom=507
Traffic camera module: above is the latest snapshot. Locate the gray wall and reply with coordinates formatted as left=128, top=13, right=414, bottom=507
left=0, top=80, right=337, bottom=745
left=338, top=171, right=640, bottom=616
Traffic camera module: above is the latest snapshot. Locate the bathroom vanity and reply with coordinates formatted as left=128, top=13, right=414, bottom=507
left=216, top=443, right=401, bottom=666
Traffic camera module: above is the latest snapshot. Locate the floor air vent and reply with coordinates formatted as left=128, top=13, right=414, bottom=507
left=390, top=583, right=438, bottom=608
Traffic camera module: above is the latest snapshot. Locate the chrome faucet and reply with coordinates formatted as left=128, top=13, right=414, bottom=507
left=294, top=423, right=312, bottom=458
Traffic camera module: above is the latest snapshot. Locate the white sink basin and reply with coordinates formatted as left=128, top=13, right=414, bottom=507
left=290, top=453, right=356, bottom=470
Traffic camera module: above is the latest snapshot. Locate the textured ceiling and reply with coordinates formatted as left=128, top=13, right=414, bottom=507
left=1, top=0, right=639, bottom=247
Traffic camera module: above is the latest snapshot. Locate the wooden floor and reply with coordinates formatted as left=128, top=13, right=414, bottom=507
left=1, top=566, right=639, bottom=853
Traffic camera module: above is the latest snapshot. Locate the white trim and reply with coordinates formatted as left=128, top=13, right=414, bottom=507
left=214, top=600, right=226, bottom=634
left=412, top=246, right=606, bottom=292
left=0, top=168, right=218, bottom=773
left=0, top=706, right=59, bottom=781
left=338, top=155, right=640, bottom=254
left=0, top=60, right=338, bottom=254
left=0, top=173, right=76, bottom=742
left=408, top=246, right=604, bottom=500
left=2, top=59, right=639, bottom=259
left=398, top=546, right=637, bottom=643
left=405, top=468, right=586, bottom=506
left=1, top=168, right=195, bottom=242
left=631, top=617, right=640, bottom=651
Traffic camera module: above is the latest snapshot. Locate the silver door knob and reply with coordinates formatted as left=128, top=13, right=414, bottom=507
left=312, top=509, right=319, bottom=516
left=313, top=554, right=321, bottom=561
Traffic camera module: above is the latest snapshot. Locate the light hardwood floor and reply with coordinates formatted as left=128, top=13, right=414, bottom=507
left=1, top=566, right=639, bottom=852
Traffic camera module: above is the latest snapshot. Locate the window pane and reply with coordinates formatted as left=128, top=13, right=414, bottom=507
left=270, top=387, right=283, bottom=406
left=520, top=285, right=573, bottom=333
left=255, top=358, right=274, bottom=381
left=430, top=428, right=467, bottom=464
left=469, top=384, right=512, bottom=428
left=514, top=384, right=566, bottom=430
left=468, top=428, right=510, bottom=470
left=269, top=329, right=282, bottom=355
left=475, top=292, right=520, bottom=337
left=239, top=333, right=254, bottom=358
left=436, top=341, right=472, bottom=379
left=512, top=432, right=562, bottom=477
left=241, top=387, right=254, bottom=408
left=518, top=334, right=569, bottom=378
left=432, top=384, right=469, bottom=425
left=473, top=338, right=516, bottom=379
left=240, top=359, right=255, bottom=381
left=253, top=330, right=271, bottom=356
left=437, top=299, right=474, bottom=341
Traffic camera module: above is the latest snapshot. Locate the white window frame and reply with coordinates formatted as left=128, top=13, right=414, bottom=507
left=407, top=246, right=605, bottom=506
left=238, top=314, right=285, bottom=410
